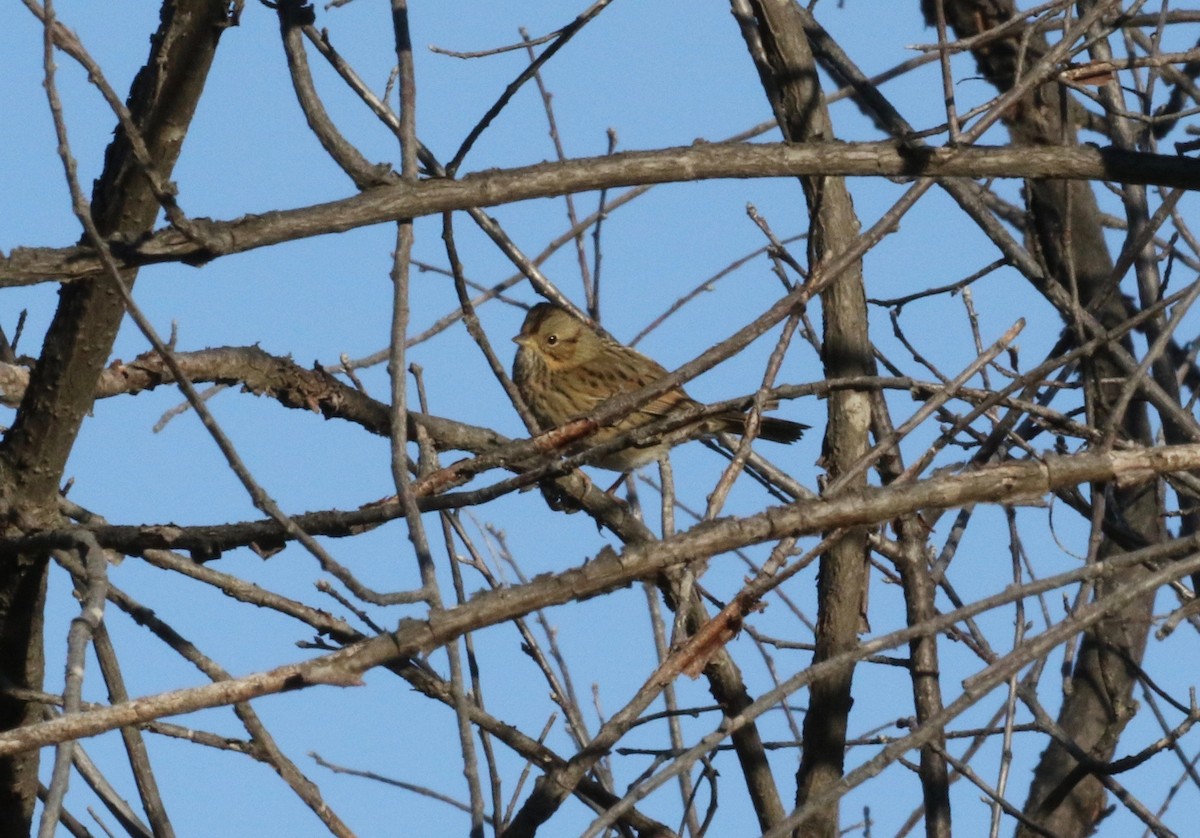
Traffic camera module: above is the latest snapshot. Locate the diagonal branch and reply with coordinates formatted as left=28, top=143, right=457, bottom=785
left=0, top=442, right=1198, bottom=760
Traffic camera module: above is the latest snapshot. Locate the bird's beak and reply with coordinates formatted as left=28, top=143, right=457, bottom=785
left=513, top=334, right=531, bottom=346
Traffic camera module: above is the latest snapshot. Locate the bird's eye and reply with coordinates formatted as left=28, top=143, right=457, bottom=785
left=546, top=334, right=558, bottom=346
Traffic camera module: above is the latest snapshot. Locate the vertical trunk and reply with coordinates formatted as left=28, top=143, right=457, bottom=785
left=920, top=3, right=1167, bottom=836
left=0, top=2, right=232, bottom=831
left=733, top=2, right=873, bottom=834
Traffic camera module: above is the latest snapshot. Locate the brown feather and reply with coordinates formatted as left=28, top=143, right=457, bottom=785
left=512, top=303, right=808, bottom=470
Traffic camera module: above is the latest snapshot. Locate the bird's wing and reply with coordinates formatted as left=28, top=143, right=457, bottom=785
left=604, top=344, right=698, bottom=418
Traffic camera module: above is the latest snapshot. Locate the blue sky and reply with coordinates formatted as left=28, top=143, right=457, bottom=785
left=3, top=1, right=1199, bottom=836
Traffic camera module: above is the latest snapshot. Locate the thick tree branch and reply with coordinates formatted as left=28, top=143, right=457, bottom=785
left=0, top=443, right=1198, bottom=757
left=3, top=142, right=1199, bottom=287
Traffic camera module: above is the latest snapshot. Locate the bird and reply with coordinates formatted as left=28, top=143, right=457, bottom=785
left=512, top=302, right=807, bottom=473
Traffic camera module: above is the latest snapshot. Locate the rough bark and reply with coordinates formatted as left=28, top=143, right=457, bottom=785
left=921, top=3, right=1167, bottom=836
left=0, top=2, right=232, bottom=831
left=734, top=2, right=872, bottom=834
